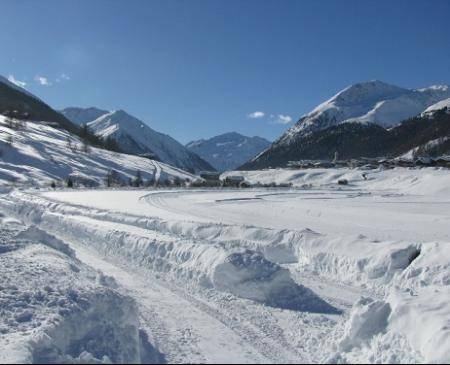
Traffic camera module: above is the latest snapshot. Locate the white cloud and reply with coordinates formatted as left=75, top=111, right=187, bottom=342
left=274, top=114, right=293, bottom=124
left=7, top=75, right=27, bottom=88
left=247, top=111, right=265, bottom=119
left=34, top=75, right=52, bottom=86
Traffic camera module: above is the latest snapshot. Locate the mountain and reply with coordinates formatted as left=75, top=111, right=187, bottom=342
left=242, top=81, right=450, bottom=169
left=0, top=115, right=196, bottom=187
left=185, top=132, right=270, bottom=171
left=240, top=104, right=450, bottom=169
left=0, top=75, right=79, bottom=136
left=61, top=107, right=215, bottom=173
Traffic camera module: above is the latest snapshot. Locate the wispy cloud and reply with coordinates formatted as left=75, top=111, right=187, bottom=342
left=273, top=114, right=293, bottom=124
left=247, top=111, right=265, bottom=119
left=34, top=75, right=52, bottom=86
left=277, top=114, right=293, bottom=124
left=56, top=73, right=70, bottom=83
left=7, top=75, right=27, bottom=88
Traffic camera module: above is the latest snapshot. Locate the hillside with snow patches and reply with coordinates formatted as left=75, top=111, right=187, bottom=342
left=186, top=132, right=270, bottom=171
left=61, top=107, right=215, bottom=173
left=0, top=115, right=196, bottom=187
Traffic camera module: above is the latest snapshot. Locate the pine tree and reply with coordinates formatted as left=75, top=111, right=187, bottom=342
left=133, top=170, right=143, bottom=187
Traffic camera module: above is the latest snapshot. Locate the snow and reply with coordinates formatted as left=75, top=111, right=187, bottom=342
left=0, top=115, right=196, bottom=187
left=421, top=97, right=450, bottom=115
left=0, top=216, right=162, bottom=364
left=1, top=166, right=449, bottom=363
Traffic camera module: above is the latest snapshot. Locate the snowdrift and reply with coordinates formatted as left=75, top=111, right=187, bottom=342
left=0, top=191, right=339, bottom=314
left=0, top=217, right=163, bottom=364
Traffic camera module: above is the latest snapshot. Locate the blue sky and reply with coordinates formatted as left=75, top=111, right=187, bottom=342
left=2, top=0, right=450, bottom=143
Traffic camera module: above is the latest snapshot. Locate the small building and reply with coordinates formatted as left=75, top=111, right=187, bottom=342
left=222, top=175, right=245, bottom=187
left=198, top=171, right=222, bottom=187
left=200, top=171, right=221, bottom=181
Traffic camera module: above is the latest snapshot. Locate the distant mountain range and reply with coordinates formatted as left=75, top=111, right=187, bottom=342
left=242, top=81, right=450, bottom=169
left=61, top=107, right=214, bottom=173
left=186, top=132, right=270, bottom=171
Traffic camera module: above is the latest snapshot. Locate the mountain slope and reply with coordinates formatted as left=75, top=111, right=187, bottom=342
left=60, top=107, right=108, bottom=126
left=240, top=107, right=450, bottom=169
left=61, top=107, right=215, bottom=173
left=0, top=115, right=196, bottom=187
left=0, top=76, right=79, bottom=135
left=186, top=132, right=270, bottom=171
left=243, top=81, right=450, bottom=169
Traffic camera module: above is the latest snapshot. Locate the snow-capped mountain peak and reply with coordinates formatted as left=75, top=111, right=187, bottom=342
left=279, top=80, right=450, bottom=145
left=62, top=107, right=214, bottom=173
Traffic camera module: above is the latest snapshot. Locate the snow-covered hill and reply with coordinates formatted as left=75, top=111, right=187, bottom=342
left=61, top=107, right=214, bottom=173
left=278, top=80, right=450, bottom=145
left=186, top=132, right=270, bottom=171
left=0, top=115, right=196, bottom=187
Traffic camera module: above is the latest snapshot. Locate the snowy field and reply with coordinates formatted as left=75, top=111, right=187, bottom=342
left=1, top=167, right=449, bottom=363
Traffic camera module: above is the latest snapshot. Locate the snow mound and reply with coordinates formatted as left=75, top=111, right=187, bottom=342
left=0, top=215, right=163, bottom=364
left=213, top=250, right=340, bottom=313
left=16, top=225, right=76, bottom=258
left=338, top=297, right=391, bottom=352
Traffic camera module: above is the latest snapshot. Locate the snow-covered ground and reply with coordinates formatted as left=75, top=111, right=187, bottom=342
left=0, top=215, right=163, bottom=364
left=1, top=167, right=449, bottom=363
